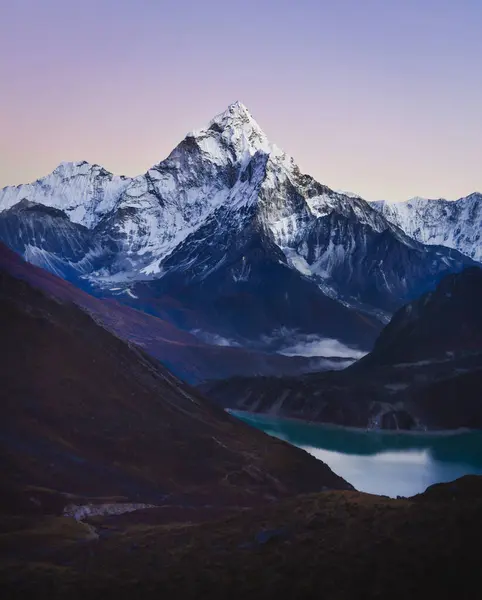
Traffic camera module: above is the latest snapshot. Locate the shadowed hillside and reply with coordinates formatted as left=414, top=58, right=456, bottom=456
left=0, top=243, right=329, bottom=383
left=0, top=247, right=350, bottom=516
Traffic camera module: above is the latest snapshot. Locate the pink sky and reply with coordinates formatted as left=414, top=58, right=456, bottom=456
left=1, top=0, right=481, bottom=201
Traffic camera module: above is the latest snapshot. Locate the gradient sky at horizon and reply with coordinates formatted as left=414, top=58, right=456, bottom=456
left=1, top=0, right=481, bottom=200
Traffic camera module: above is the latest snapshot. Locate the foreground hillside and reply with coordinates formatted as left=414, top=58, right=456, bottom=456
left=1, top=477, right=481, bottom=598
left=203, top=268, right=482, bottom=430
left=0, top=245, right=350, bottom=516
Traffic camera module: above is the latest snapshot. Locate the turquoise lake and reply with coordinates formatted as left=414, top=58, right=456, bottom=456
left=230, top=410, right=482, bottom=497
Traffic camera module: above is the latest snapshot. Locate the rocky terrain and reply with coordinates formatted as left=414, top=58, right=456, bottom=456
left=202, top=268, right=482, bottom=430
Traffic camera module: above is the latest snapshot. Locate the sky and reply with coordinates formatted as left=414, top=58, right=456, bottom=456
left=1, top=0, right=481, bottom=201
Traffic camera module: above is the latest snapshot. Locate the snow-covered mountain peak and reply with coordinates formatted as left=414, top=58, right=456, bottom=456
left=182, top=102, right=290, bottom=170
left=0, top=161, right=130, bottom=229
left=464, top=191, right=482, bottom=202
left=208, top=101, right=259, bottom=132
left=53, top=160, right=95, bottom=175
left=406, top=195, right=445, bottom=207
left=212, top=100, right=252, bottom=121
left=373, top=192, right=482, bottom=263
left=334, top=189, right=363, bottom=199
left=0, top=102, right=476, bottom=332
left=400, top=191, right=482, bottom=206
left=51, top=160, right=120, bottom=181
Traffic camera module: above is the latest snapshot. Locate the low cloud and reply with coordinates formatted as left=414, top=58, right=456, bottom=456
left=313, top=358, right=357, bottom=371
left=191, top=329, right=241, bottom=348
left=277, top=334, right=367, bottom=359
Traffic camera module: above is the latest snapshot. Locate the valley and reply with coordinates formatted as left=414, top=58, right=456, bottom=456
left=202, top=268, right=482, bottom=431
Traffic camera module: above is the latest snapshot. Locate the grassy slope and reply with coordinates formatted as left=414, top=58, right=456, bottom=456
left=1, top=476, right=481, bottom=599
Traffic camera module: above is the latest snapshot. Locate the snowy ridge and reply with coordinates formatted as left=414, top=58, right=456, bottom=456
left=0, top=102, right=418, bottom=287
left=372, top=193, right=482, bottom=263
left=0, top=161, right=130, bottom=228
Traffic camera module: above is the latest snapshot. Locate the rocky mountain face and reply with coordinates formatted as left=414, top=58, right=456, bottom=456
left=0, top=102, right=473, bottom=353
left=372, top=193, right=482, bottom=263
left=0, top=245, right=351, bottom=515
left=202, top=268, right=482, bottom=430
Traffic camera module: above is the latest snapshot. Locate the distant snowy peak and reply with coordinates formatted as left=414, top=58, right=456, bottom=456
left=207, top=101, right=266, bottom=144
left=372, top=193, right=482, bottom=263
left=335, top=189, right=363, bottom=199
left=53, top=160, right=109, bottom=178
left=0, top=160, right=130, bottom=229
left=182, top=101, right=291, bottom=170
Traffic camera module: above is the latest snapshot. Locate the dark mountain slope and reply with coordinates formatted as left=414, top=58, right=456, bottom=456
left=360, top=266, right=482, bottom=367
left=0, top=255, right=350, bottom=516
left=0, top=243, right=329, bottom=383
left=202, top=268, right=482, bottom=430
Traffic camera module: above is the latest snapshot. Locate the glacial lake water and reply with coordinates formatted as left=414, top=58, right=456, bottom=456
left=230, top=410, right=482, bottom=497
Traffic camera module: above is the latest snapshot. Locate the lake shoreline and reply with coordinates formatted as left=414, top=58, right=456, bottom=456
left=229, top=409, right=482, bottom=497
left=227, top=409, right=476, bottom=437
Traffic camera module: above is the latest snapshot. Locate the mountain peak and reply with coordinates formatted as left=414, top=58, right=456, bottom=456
left=227, top=100, right=250, bottom=114
left=51, top=161, right=125, bottom=180
left=54, top=160, right=91, bottom=169
left=177, top=101, right=278, bottom=168
left=464, top=191, right=482, bottom=201
left=373, top=193, right=482, bottom=263
left=207, top=101, right=263, bottom=137
left=212, top=100, right=253, bottom=122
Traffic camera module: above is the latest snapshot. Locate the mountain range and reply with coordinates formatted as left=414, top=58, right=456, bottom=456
left=0, top=102, right=478, bottom=364
left=372, top=193, right=482, bottom=263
